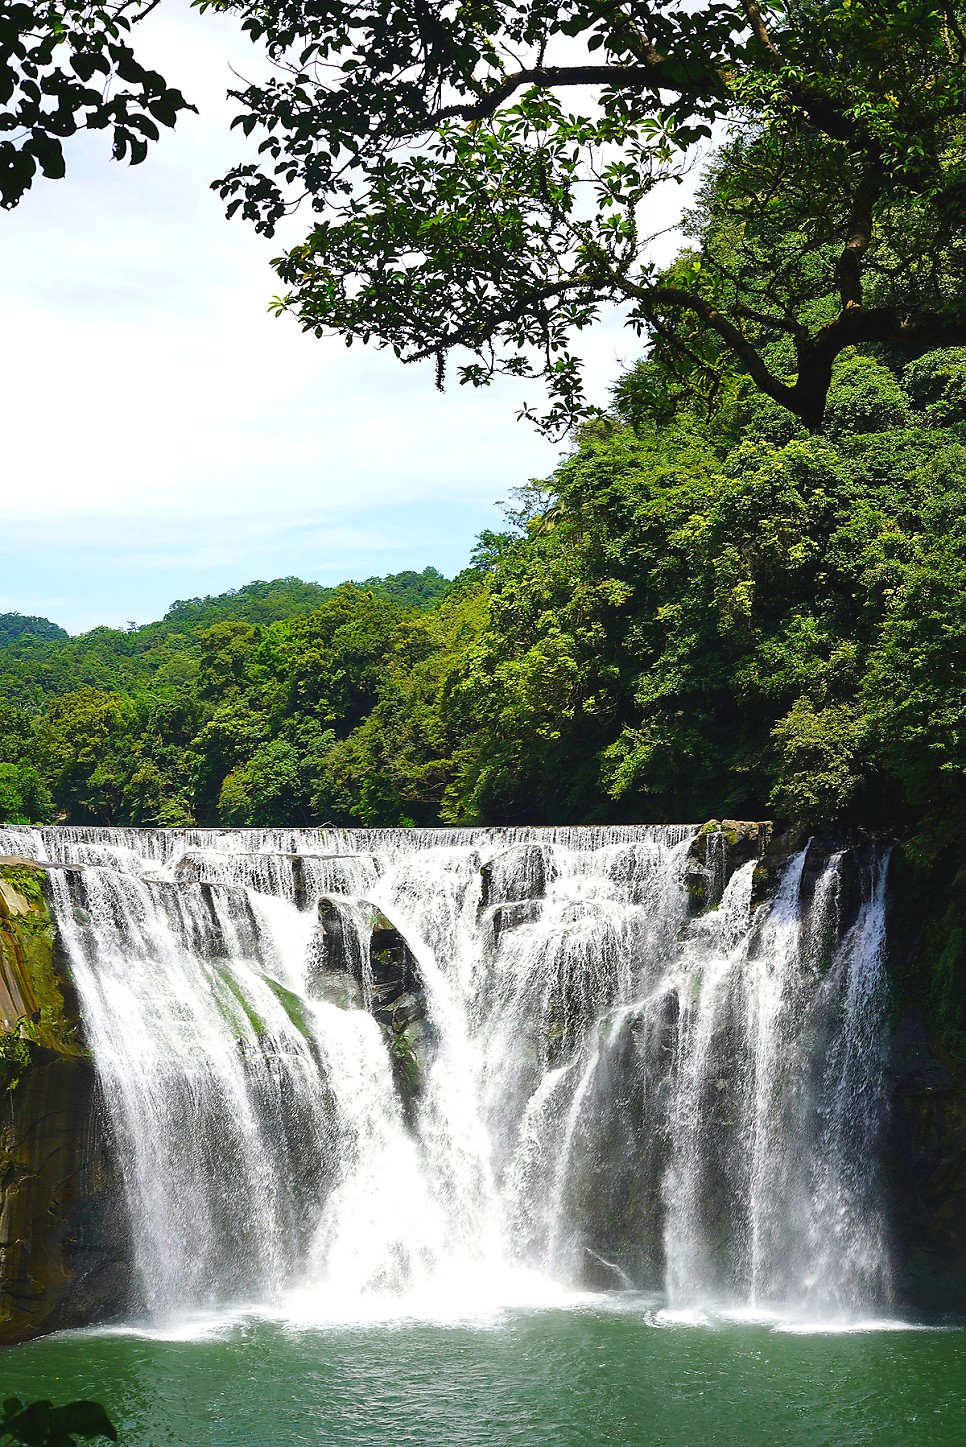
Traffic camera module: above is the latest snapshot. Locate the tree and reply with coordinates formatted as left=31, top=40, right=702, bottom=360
left=11, top=4, right=962, bottom=434
left=43, top=686, right=135, bottom=820
left=864, top=445, right=966, bottom=841
left=0, top=2, right=194, bottom=208
left=207, top=0, right=966, bottom=433
left=218, top=718, right=336, bottom=822
left=0, top=760, right=53, bottom=822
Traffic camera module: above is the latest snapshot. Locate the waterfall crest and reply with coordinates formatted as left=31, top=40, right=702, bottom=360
left=0, top=824, right=894, bottom=1326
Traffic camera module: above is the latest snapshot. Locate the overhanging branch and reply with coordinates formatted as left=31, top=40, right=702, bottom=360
left=428, top=60, right=726, bottom=126
left=403, top=278, right=590, bottom=365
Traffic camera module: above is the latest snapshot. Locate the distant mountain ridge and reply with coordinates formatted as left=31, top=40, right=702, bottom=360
left=0, top=569, right=450, bottom=651
left=163, top=569, right=451, bottom=628
left=0, top=569, right=452, bottom=708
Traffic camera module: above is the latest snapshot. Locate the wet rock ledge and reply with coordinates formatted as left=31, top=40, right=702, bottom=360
left=0, top=857, right=128, bottom=1347
left=308, top=896, right=430, bottom=1111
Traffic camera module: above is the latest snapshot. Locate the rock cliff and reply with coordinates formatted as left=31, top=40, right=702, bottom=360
left=0, top=859, right=129, bottom=1346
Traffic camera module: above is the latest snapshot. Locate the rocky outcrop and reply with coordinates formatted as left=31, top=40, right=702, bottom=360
left=307, top=897, right=430, bottom=1107
left=479, top=844, right=551, bottom=942
left=881, top=850, right=966, bottom=1310
left=685, top=820, right=771, bottom=910
left=0, top=860, right=129, bottom=1347
left=480, top=843, right=554, bottom=910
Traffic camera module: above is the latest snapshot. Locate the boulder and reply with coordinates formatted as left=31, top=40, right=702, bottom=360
left=480, top=844, right=554, bottom=910
left=305, top=897, right=430, bottom=1108
left=687, top=821, right=772, bottom=911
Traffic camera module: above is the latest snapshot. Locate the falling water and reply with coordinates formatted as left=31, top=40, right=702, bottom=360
left=0, top=824, right=895, bottom=1325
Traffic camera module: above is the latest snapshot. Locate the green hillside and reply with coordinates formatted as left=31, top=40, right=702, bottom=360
left=0, top=614, right=68, bottom=648
left=0, top=353, right=964, bottom=855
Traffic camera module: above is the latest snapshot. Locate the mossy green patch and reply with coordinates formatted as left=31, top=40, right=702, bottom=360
left=0, top=865, right=81, bottom=1072
left=211, top=964, right=268, bottom=1037
left=264, top=976, right=311, bottom=1038
left=390, top=1026, right=421, bottom=1097
left=687, top=878, right=708, bottom=912
left=211, top=965, right=312, bottom=1042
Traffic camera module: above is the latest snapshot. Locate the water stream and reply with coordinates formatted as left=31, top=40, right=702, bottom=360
left=0, top=824, right=894, bottom=1330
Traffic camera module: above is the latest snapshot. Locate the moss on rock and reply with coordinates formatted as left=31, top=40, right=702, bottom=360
left=0, top=860, right=82, bottom=1067
left=264, top=975, right=311, bottom=1037
left=0, top=862, right=129, bottom=1345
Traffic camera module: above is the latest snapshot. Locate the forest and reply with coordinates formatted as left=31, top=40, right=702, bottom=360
left=1, top=338, right=964, bottom=856
left=2, top=0, right=965, bottom=857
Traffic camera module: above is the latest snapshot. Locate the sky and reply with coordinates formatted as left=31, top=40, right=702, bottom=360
left=2, top=2, right=691, bottom=633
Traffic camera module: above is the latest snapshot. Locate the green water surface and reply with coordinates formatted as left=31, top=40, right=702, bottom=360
left=2, top=1302, right=963, bottom=1447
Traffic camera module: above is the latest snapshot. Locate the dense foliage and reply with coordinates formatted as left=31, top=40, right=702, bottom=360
left=0, top=355, right=964, bottom=846
left=0, top=569, right=450, bottom=826
left=210, top=0, right=966, bottom=433
left=0, top=614, right=67, bottom=647
left=6, top=4, right=966, bottom=433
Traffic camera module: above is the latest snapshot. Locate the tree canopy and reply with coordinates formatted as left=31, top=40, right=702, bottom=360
left=207, top=0, right=966, bottom=432
left=6, top=3, right=966, bottom=431
left=0, top=613, right=68, bottom=647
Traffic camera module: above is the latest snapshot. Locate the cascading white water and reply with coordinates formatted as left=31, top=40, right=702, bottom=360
left=660, top=847, right=893, bottom=1318
left=0, top=823, right=895, bottom=1325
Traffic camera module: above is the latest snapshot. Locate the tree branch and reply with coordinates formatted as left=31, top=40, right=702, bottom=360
left=734, top=302, right=808, bottom=338
left=740, top=0, right=784, bottom=63
left=615, top=279, right=799, bottom=413
left=835, top=170, right=882, bottom=308
left=817, top=304, right=966, bottom=357
left=127, top=0, right=163, bottom=25
left=402, top=279, right=589, bottom=365
left=617, top=278, right=966, bottom=432
left=428, top=61, right=723, bottom=126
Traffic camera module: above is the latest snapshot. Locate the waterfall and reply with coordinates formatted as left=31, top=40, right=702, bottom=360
left=5, top=824, right=895, bottom=1325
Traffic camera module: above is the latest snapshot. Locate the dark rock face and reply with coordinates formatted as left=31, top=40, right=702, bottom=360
left=0, top=1056, right=130, bottom=1345
left=480, top=844, right=554, bottom=910
left=306, top=897, right=430, bottom=1108
left=370, top=917, right=429, bottom=1108
left=562, top=1003, right=678, bottom=1292
left=880, top=849, right=966, bottom=1311
left=886, top=1012, right=966, bottom=1310
left=0, top=862, right=131, bottom=1346
left=478, top=844, right=552, bottom=950
left=490, top=899, right=543, bottom=941
left=308, top=897, right=369, bottom=1009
